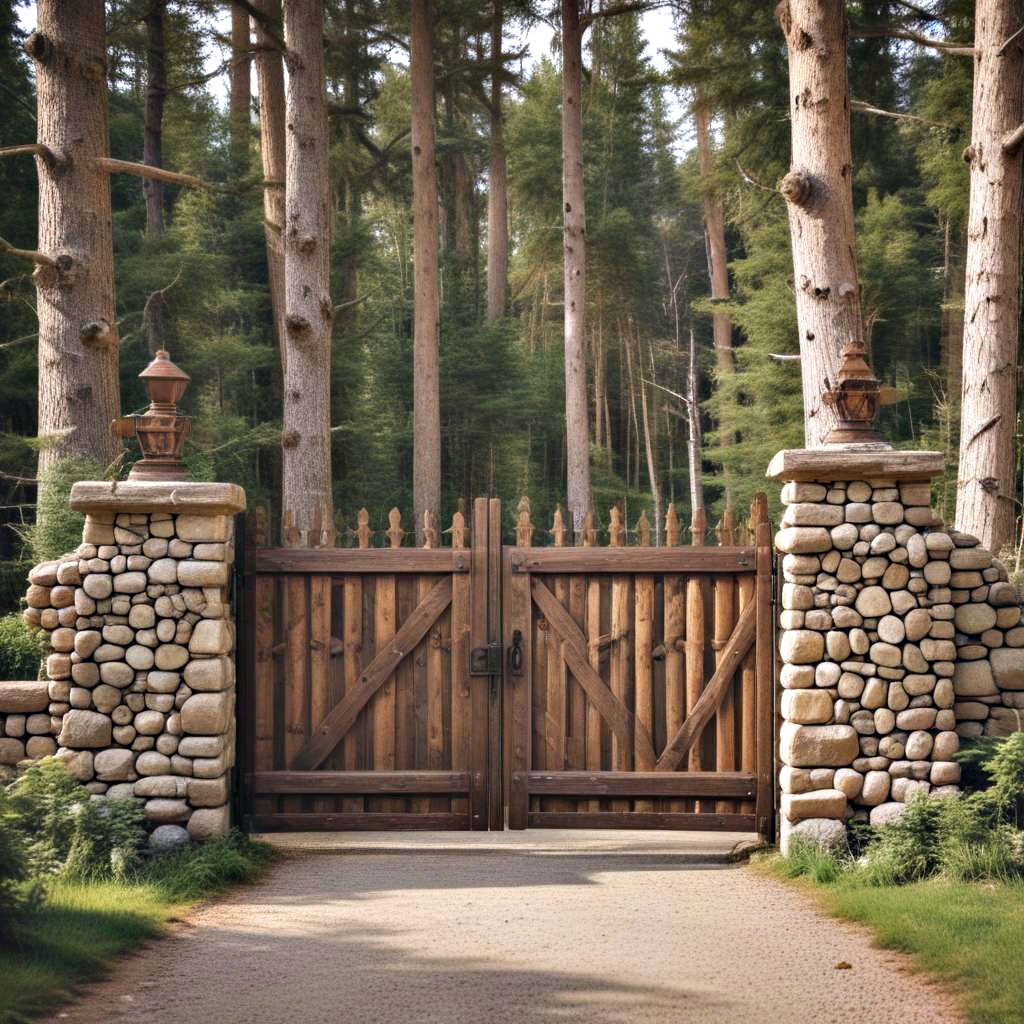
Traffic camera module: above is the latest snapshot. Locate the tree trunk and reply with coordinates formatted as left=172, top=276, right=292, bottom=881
left=486, top=0, right=508, bottom=321
left=281, top=0, right=334, bottom=547
left=695, top=97, right=735, bottom=482
left=411, top=0, right=441, bottom=542
left=229, top=1, right=251, bottom=174
left=687, top=328, right=705, bottom=518
left=955, top=0, right=1023, bottom=553
left=30, top=0, right=121, bottom=482
left=562, top=0, right=592, bottom=537
left=776, top=0, right=866, bottom=447
left=939, top=217, right=965, bottom=405
left=143, top=0, right=167, bottom=235
left=253, top=0, right=286, bottom=371
left=637, top=331, right=662, bottom=545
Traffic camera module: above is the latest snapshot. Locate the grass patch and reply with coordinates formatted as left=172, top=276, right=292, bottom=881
left=760, top=853, right=1024, bottom=1024
left=0, top=833, right=276, bottom=1024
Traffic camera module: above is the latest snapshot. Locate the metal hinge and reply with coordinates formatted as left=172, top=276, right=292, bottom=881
left=470, top=642, right=503, bottom=675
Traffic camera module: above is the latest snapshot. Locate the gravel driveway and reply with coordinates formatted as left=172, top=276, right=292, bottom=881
left=48, top=845, right=962, bottom=1024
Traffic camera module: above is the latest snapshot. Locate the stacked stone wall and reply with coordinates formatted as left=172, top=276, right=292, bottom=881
left=777, top=475, right=1024, bottom=849
left=0, top=500, right=239, bottom=841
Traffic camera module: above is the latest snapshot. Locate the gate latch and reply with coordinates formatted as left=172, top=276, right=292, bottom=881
left=470, top=642, right=503, bottom=676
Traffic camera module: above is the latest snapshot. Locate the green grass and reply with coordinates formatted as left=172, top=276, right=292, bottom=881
left=762, top=855, right=1024, bottom=1024
left=0, top=834, right=276, bottom=1024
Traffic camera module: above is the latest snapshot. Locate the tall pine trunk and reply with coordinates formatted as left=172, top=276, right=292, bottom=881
left=229, top=2, right=251, bottom=174
left=776, top=0, right=866, bottom=447
left=562, top=0, right=592, bottom=537
left=411, top=0, right=441, bottom=540
left=143, top=0, right=167, bottom=235
left=955, top=0, right=1023, bottom=553
left=281, top=0, right=334, bottom=547
left=254, top=0, right=287, bottom=371
left=30, top=0, right=121, bottom=483
left=695, top=98, right=735, bottom=484
left=486, top=0, right=508, bottom=321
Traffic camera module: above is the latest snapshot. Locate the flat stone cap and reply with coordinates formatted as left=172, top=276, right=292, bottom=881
left=766, top=448, right=944, bottom=483
left=70, top=481, right=246, bottom=515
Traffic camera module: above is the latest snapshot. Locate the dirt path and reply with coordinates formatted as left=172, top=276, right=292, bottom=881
left=49, top=850, right=962, bottom=1024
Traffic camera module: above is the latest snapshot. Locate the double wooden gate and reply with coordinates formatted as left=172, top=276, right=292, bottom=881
left=239, top=496, right=774, bottom=834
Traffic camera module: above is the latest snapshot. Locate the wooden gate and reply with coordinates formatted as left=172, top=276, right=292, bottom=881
left=240, top=500, right=502, bottom=831
left=240, top=494, right=774, bottom=835
left=503, top=496, right=774, bottom=834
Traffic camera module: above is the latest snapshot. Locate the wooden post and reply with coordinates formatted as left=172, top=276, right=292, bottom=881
left=450, top=507, right=472, bottom=821
left=373, top=509, right=401, bottom=811
left=753, top=493, right=774, bottom=838
left=664, top=502, right=685, bottom=812
left=713, top=501, right=737, bottom=814
left=738, top=498, right=758, bottom=815
left=685, top=507, right=707, bottom=811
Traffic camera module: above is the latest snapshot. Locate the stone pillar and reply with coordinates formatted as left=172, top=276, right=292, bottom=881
left=769, top=447, right=1024, bottom=853
left=9, top=481, right=245, bottom=842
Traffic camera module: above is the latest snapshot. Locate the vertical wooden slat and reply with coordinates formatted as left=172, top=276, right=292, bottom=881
left=714, top=502, right=737, bottom=814
left=753, top=492, right=774, bottom=839
left=504, top=501, right=531, bottom=829
left=372, top=508, right=402, bottom=812
left=309, top=573, right=331, bottom=812
left=546, top=573, right=569, bottom=810
left=487, top=498, right=504, bottom=830
left=282, top=573, right=308, bottom=815
left=421, top=511, right=446, bottom=812
left=634, top=571, right=655, bottom=811
left=663, top=503, right=685, bottom=812
left=395, top=573, right=416, bottom=809
left=470, top=499, right=491, bottom=829
left=253, top=574, right=275, bottom=821
left=685, top=507, right=707, bottom=812
left=341, top=573, right=363, bottom=813
left=450, top=509, right=472, bottom=822
left=608, top=507, right=632, bottom=811
left=738, top=511, right=757, bottom=816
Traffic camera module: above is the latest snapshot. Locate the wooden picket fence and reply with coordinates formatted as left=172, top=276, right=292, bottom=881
left=238, top=494, right=774, bottom=834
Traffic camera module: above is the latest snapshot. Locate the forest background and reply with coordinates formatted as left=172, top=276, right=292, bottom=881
left=0, top=0, right=991, bottom=612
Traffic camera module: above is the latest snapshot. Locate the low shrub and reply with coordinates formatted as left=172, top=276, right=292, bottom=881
left=141, top=831, right=275, bottom=902
left=0, top=613, right=45, bottom=681
left=6, top=759, right=146, bottom=880
left=781, top=734, right=1024, bottom=887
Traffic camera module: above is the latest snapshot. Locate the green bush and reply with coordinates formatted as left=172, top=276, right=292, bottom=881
left=141, top=831, right=275, bottom=902
left=29, top=455, right=104, bottom=563
left=0, top=788, right=42, bottom=940
left=7, top=759, right=146, bottom=880
left=0, top=560, right=32, bottom=618
left=0, top=613, right=45, bottom=681
left=781, top=735, right=1024, bottom=887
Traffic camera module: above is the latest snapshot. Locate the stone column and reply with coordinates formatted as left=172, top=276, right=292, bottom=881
left=9, top=481, right=245, bottom=842
left=769, top=447, right=1024, bottom=853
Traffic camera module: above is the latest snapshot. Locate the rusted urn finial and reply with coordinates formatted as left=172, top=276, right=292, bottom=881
left=821, top=340, right=897, bottom=445
left=111, top=349, right=192, bottom=480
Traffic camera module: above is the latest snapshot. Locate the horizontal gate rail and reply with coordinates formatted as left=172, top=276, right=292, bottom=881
left=526, top=812, right=757, bottom=831
left=248, top=770, right=471, bottom=795
left=508, top=547, right=754, bottom=574
left=252, top=812, right=471, bottom=831
left=514, top=771, right=757, bottom=799
left=249, top=548, right=468, bottom=573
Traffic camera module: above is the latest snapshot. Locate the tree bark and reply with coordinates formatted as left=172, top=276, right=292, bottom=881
left=776, top=0, right=866, bottom=447
left=229, top=1, right=252, bottom=174
left=955, top=0, right=1023, bottom=553
left=30, top=0, right=121, bottom=481
left=687, top=328, right=705, bottom=518
left=143, top=0, right=167, bottom=235
left=411, top=0, right=441, bottom=542
left=486, top=0, right=508, bottom=321
left=562, top=0, right=592, bottom=538
left=281, top=0, right=334, bottom=547
left=253, top=0, right=287, bottom=371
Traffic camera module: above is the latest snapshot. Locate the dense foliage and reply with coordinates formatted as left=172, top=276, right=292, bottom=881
left=782, top=734, right=1024, bottom=886
left=0, top=1, right=999, bottom=583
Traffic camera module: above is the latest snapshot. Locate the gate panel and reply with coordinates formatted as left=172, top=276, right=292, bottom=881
left=243, top=511, right=489, bottom=831
left=505, top=495, right=773, bottom=834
